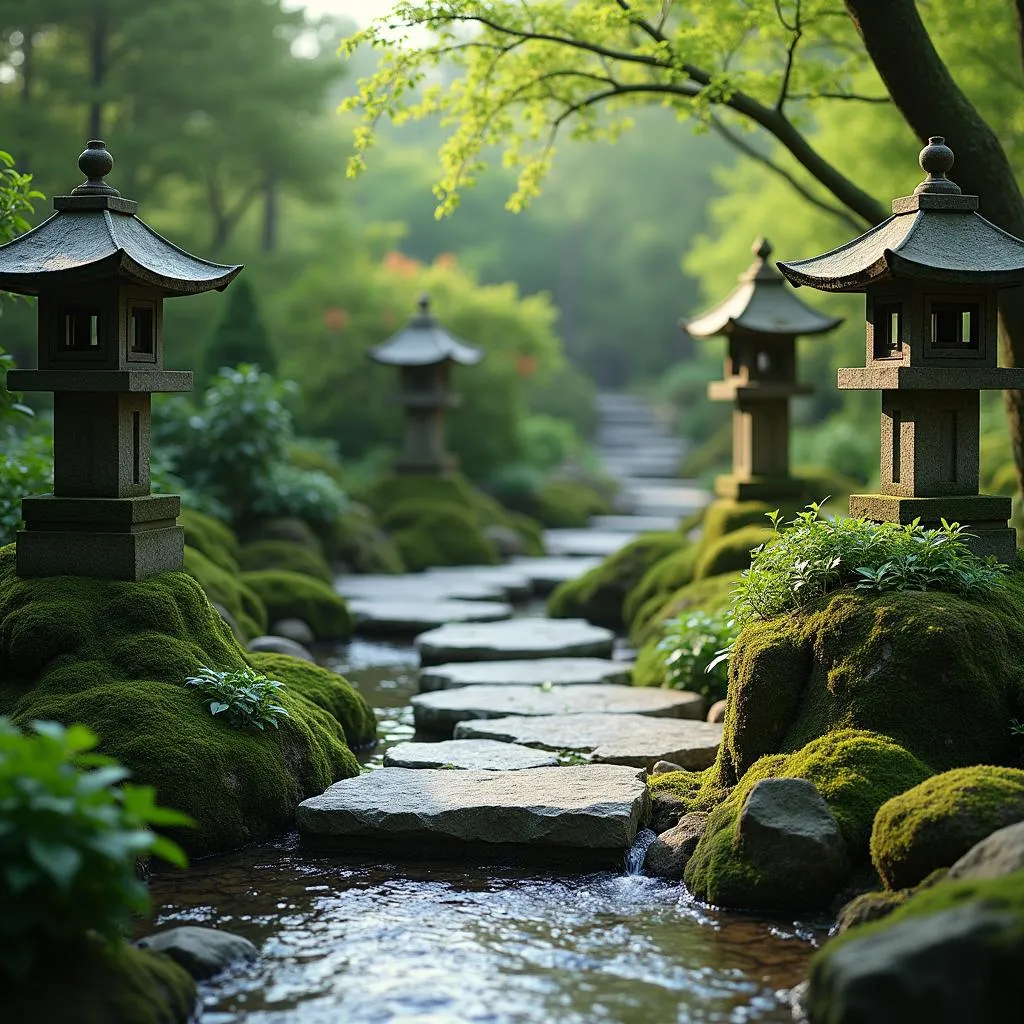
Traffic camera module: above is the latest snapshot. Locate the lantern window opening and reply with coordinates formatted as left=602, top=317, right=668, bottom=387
left=132, top=411, right=142, bottom=485
left=129, top=305, right=155, bottom=356
left=756, top=350, right=771, bottom=374
left=929, top=300, right=980, bottom=351
left=873, top=301, right=903, bottom=359
left=891, top=409, right=901, bottom=483
left=63, top=309, right=101, bottom=352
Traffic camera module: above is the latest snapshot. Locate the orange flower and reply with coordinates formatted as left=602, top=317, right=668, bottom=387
left=383, top=251, right=422, bottom=277
left=434, top=252, right=458, bottom=270
left=323, top=307, right=349, bottom=331
left=515, top=352, right=538, bottom=379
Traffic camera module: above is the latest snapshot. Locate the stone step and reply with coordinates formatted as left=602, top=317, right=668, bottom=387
left=590, top=515, right=681, bottom=532
left=419, top=657, right=631, bottom=692
left=411, top=683, right=704, bottom=736
left=348, top=598, right=513, bottom=637
left=508, top=556, right=603, bottom=593
left=423, top=565, right=535, bottom=601
left=336, top=574, right=507, bottom=603
left=455, top=713, right=723, bottom=771
left=417, top=618, right=615, bottom=666
left=296, top=764, right=650, bottom=852
left=543, top=529, right=639, bottom=558
left=383, top=739, right=558, bottom=770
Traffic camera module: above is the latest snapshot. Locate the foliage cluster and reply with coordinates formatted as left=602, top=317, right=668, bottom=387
left=0, top=718, right=189, bottom=978
left=657, top=609, right=736, bottom=704
left=184, top=666, right=290, bottom=732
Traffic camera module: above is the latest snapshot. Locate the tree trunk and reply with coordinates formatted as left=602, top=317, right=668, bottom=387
left=845, top=0, right=1024, bottom=493
left=89, top=2, right=108, bottom=140
left=261, top=172, right=278, bottom=252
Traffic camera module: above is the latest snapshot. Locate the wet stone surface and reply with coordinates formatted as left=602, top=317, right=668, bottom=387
left=348, top=597, right=513, bottom=636
left=416, top=617, right=615, bottom=665
left=383, top=738, right=559, bottom=771
left=507, top=556, right=604, bottom=593
left=418, top=657, right=631, bottom=691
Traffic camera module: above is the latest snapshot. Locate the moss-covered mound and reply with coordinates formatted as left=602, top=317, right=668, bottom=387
left=245, top=516, right=325, bottom=556
left=691, top=524, right=775, bottom=581
left=0, top=546, right=370, bottom=855
left=629, top=571, right=737, bottom=652
left=324, top=502, right=405, bottom=574
left=381, top=500, right=500, bottom=571
left=871, top=767, right=1024, bottom=890
left=248, top=651, right=377, bottom=749
left=183, top=546, right=266, bottom=640
left=547, top=532, right=684, bottom=629
left=700, top=499, right=779, bottom=547
left=656, top=730, right=933, bottom=911
left=3, top=937, right=196, bottom=1024
left=178, top=509, right=239, bottom=574
left=533, top=477, right=609, bottom=528
left=238, top=570, right=352, bottom=639
left=622, top=545, right=698, bottom=632
left=238, top=540, right=333, bottom=583
left=506, top=511, right=546, bottom=556
left=719, top=580, right=1024, bottom=786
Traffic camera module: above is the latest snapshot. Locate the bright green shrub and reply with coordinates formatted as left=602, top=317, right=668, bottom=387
left=183, top=546, right=266, bottom=640
left=238, top=540, right=333, bottom=583
left=238, top=570, right=352, bottom=639
left=658, top=608, right=736, bottom=703
left=0, top=433, right=51, bottom=546
left=184, top=666, right=290, bottom=732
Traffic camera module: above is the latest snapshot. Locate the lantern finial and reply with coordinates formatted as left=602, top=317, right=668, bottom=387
left=417, top=292, right=431, bottom=316
left=753, top=237, right=773, bottom=260
left=915, top=136, right=961, bottom=196
left=71, top=140, right=120, bottom=198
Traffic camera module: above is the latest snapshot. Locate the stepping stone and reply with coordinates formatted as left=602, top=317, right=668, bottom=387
left=296, top=764, right=649, bottom=850
left=590, top=514, right=681, bottom=533
left=411, top=684, right=704, bottom=736
left=456, top=713, right=723, bottom=771
left=348, top=598, right=513, bottom=636
left=336, top=574, right=506, bottom=603
left=419, top=657, right=631, bottom=692
left=508, top=556, right=603, bottom=593
left=383, top=739, right=558, bottom=770
left=417, top=618, right=614, bottom=666
left=423, top=565, right=534, bottom=601
left=544, top=529, right=639, bottom=558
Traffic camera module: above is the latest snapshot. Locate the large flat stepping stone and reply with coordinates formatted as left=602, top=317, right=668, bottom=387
left=590, top=514, right=681, bottom=533
left=423, top=565, right=534, bottom=601
left=337, top=574, right=506, bottom=603
left=411, top=684, right=704, bottom=735
left=456, top=713, right=723, bottom=771
left=349, top=598, right=512, bottom=636
left=544, top=529, right=638, bottom=558
left=383, top=739, right=558, bottom=770
left=296, top=764, right=649, bottom=850
left=508, top=556, right=603, bottom=593
left=417, top=618, right=614, bottom=666
left=419, top=657, right=631, bottom=692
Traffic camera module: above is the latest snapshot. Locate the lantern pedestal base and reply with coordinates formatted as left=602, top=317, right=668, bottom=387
left=714, top=474, right=805, bottom=502
left=848, top=492, right=1016, bottom=564
left=16, top=493, right=184, bottom=580
left=394, top=454, right=459, bottom=477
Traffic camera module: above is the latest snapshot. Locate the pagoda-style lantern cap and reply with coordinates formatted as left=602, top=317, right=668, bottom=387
left=368, top=293, right=483, bottom=367
left=684, top=237, right=842, bottom=337
left=777, top=137, right=1024, bottom=292
left=0, top=140, right=241, bottom=296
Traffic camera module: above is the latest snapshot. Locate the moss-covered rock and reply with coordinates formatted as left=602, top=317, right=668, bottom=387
left=506, top=511, right=546, bottom=556
left=628, top=571, right=737, bottom=649
left=700, top=499, right=779, bottom=546
left=691, top=524, right=776, bottom=581
left=533, top=477, right=608, bottom=528
left=871, top=767, right=1024, bottom=890
left=238, top=540, right=333, bottom=583
left=622, top=545, right=698, bottom=632
left=381, top=500, right=500, bottom=571
left=677, top=730, right=933, bottom=911
left=183, top=546, right=266, bottom=640
left=324, top=502, right=405, bottom=574
left=3, top=937, right=196, bottom=1024
left=547, top=532, right=684, bottom=629
left=238, top=570, right=352, bottom=640
left=178, top=509, right=239, bottom=574
left=245, top=516, right=326, bottom=556
left=247, top=651, right=377, bottom=749
left=0, top=545, right=369, bottom=855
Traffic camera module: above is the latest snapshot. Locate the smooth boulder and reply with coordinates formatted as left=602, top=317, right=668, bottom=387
left=949, top=820, right=1024, bottom=881
left=646, top=812, right=709, bottom=880
left=136, top=926, right=257, bottom=981
left=246, top=634, right=315, bottom=663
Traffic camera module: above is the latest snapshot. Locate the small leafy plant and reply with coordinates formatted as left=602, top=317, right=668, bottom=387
left=0, top=718, right=190, bottom=978
left=185, top=666, right=290, bottom=731
left=732, top=502, right=1008, bottom=624
left=658, top=609, right=737, bottom=704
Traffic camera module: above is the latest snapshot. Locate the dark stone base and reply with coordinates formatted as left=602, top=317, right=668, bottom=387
left=848, top=493, right=1017, bottom=564
left=17, top=493, right=185, bottom=580
left=714, top=474, right=805, bottom=502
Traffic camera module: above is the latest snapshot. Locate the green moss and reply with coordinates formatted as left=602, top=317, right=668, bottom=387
left=622, top=545, right=698, bottom=631
left=238, top=540, right=333, bottom=583
left=382, top=500, right=500, bottom=571
left=547, top=532, right=684, bottom=629
left=246, top=516, right=326, bottom=556
left=720, top=579, right=1024, bottom=786
left=628, top=571, right=737, bottom=648
left=692, top=524, right=776, bottom=581
left=871, top=767, right=1024, bottom=890
left=238, top=570, right=352, bottom=639
left=681, top=730, right=932, bottom=912
left=533, top=478, right=606, bottom=527
left=2, top=936, right=196, bottom=1024
left=506, top=511, right=546, bottom=556
left=700, top=499, right=779, bottom=546
left=324, top=502, right=405, bottom=574
left=182, top=546, right=266, bottom=640
left=247, top=651, right=377, bottom=749
left=178, top=509, right=239, bottom=574
left=0, top=545, right=367, bottom=856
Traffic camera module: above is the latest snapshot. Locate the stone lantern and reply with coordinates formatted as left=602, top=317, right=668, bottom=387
left=368, top=294, right=482, bottom=475
left=0, top=140, right=241, bottom=580
left=683, top=238, right=842, bottom=501
left=778, top=136, right=1024, bottom=562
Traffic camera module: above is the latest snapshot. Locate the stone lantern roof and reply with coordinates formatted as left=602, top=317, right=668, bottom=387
left=684, top=238, right=842, bottom=338
left=369, top=294, right=483, bottom=367
left=777, top=137, right=1024, bottom=292
left=0, top=140, right=240, bottom=297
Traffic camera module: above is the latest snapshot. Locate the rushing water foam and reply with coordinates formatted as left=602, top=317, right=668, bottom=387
left=624, top=827, right=658, bottom=875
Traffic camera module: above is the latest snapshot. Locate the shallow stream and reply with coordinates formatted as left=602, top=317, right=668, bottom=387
left=149, top=639, right=825, bottom=1023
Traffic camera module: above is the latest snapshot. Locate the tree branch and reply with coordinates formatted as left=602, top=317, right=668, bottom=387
left=789, top=91, right=890, bottom=103
left=775, top=0, right=803, bottom=111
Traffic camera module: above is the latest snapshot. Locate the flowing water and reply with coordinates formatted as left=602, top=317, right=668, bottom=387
left=149, top=639, right=826, bottom=1024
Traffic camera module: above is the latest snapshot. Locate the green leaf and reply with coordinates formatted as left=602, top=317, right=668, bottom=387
left=27, top=839, right=82, bottom=889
